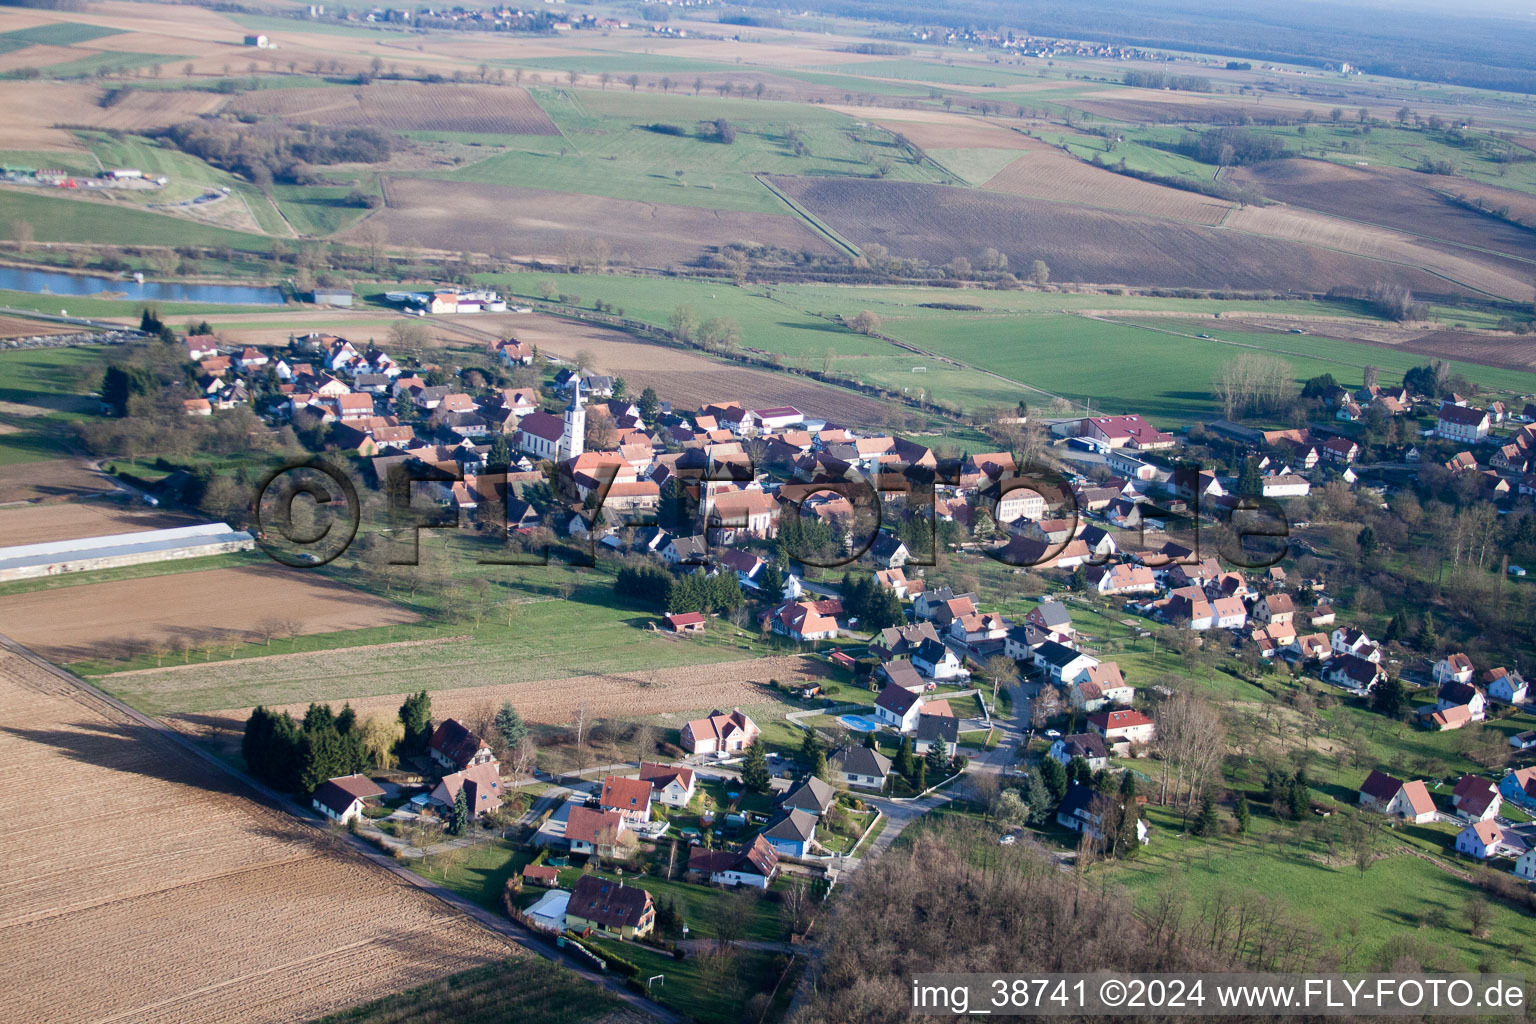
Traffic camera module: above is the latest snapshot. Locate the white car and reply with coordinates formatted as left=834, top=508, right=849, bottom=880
left=1511, top=566, right=1528, bottom=578
left=1044, top=729, right=1061, bottom=739
left=998, top=834, right=1017, bottom=846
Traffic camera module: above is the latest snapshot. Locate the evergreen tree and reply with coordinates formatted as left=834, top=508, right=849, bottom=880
left=914, top=760, right=926, bottom=792
left=495, top=701, right=527, bottom=749
left=1371, top=675, right=1408, bottom=718
left=923, top=739, right=948, bottom=779
left=1116, top=800, right=1142, bottom=859
left=139, top=306, right=164, bottom=335
left=1416, top=612, right=1438, bottom=653
left=812, top=749, right=829, bottom=782
left=1193, top=795, right=1219, bottom=837
left=895, top=736, right=916, bottom=780
left=1022, top=768, right=1053, bottom=825
left=1040, top=757, right=1068, bottom=801
left=800, top=726, right=823, bottom=762
left=1233, top=793, right=1251, bottom=833
left=1383, top=608, right=1408, bottom=644
left=1236, top=457, right=1263, bottom=498
left=448, top=787, right=469, bottom=835
left=1357, top=524, right=1378, bottom=560
left=740, top=739, right=772, bottom=793
left=399, top=690, right=433, bottom=756
left=489, top=433, right=511, bottom=469
left=1120, top=771, right=1138, bottom=798
left=1068, top=755, right=1092, bottom=787
left=658, top=478, right=690, bottom=531
left=335, top=703, right=357, bottom=735
left=638, top=387, right=660, bottom=422
left=1288, top=771, right=1310, bottom=819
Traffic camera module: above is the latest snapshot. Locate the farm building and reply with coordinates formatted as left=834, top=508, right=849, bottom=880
left=0, top=523, right=255, bottom=582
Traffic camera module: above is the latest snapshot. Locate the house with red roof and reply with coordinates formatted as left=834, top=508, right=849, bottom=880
left=1086, top=708, right=1154, bottom=753
left=599, top=776, right=654, bottom=823
left=681, top=708, right=760, bottom=755
left=1451, top=775, right=1502, bottom=822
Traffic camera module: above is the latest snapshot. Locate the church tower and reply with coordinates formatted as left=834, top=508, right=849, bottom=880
left=560, top=377, right=585, bottom=461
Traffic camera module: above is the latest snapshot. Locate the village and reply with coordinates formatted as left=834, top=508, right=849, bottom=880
left=106, top=310, right=1530, bottom=991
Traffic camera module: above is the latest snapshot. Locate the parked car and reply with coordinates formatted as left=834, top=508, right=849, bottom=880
left=1511, top=565, right=1528, bottom=578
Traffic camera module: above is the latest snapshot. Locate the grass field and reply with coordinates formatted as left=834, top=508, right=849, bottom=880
left=434, top=87, right=942, bottom=214
left=1115, top=804, right=1536, bottom=980
left=0, top=344, right=104, bottom=464
left=0, top=22, right=121, bottom=52
left=0, top=187, right=272, bottom=250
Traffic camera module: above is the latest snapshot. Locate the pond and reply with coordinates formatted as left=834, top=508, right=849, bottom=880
left=0, top=265, right=287, bottom=305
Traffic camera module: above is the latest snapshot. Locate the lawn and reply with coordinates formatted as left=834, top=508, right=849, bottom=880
left=569, top=865, right=789, bottom=943
left=0, top=22, right=122, bottom=52
left=590, top=937, right=782, bottom=1024
left=412, top=837, right=537, bottom=910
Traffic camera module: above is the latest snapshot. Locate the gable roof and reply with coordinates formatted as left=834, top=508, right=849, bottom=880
left=1058, top=733, right=1109, bottom=761
left=781, top=776, right=837, bottom=815
left=427, top=718, right=488, bottom=768
left=915, top=713, right=958, bottom=744
left=1453, top=774, right=1500, bottom=817
left=1360, top=769, right=1404, bottom=802
left=637, top=762, right=696, bottom=793
left=600, top=776, right=653, bottom=813
left=569, top=873, right=651, bottom=928
left=566, top=806, right=626, bottom=846
left=762, top=807, right=818, bottom=843
left=312, top=774, right=384, bottom=815
left=834, top=745, right=892, bottom=779
left=1399, top=780, right=1435, bottom=817
left=875, top=682, right=923, bottom=716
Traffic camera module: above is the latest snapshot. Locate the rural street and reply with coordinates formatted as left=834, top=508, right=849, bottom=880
left=0, top=634, right=680, bottom=1024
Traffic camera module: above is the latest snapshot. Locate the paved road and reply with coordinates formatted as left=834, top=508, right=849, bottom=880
left=0, top=634, right=678, bottom=1024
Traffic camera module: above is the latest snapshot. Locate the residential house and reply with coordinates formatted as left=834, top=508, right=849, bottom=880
left=832, top=745, right=892, bottom=791
left=1087, top=708, right=1155, bottom=753
left=760, top=808, right=818, bottom=857
left=913, top=712, right=959, bottom=758
left=1455, top=820, right=1510, bottom=860
left=565, top=806, right=629, bottom=859
left=867, top=532, right=910, bottom=569
left=1088, top=563, right=1157, bottom=596
left=1451, top=775, right=1502, bottom=822
left=1428, top=704, right=1477, bottom=731
left=1253, top=593, right=1296, bottom=627
left=879, top=659, right=927, bottom=694
left=1322, top=437, right=1360, bottom=464
left=1434, top=653, right=1476, bottom=685
left=1357, top=770, right=1436, bottom=823
left=427, top=719, right=495, bottom=772
left=637, top=763, right=697, bottom=808
left=1025, top=602, right=1075, bottom=639
left=1048, top=733, right=1110, bottom=771
left=1484, top=667, right=1528, bottom=704
left=780, top=777, right=837, bottom=817
left=1515, top=846, right=1536, bottom=880
left=430, top=761, right=502, bottom=820
left=874, top=567, right=922, bottom=600
left=1056, top=782, right=1149, bottom=844
left=1033, top=640, right=1099, bottom=685
left=1437, top=401, right=1491, bottom=442
left=912, top=637, right=968, bottom=681
left=1324, top=653, right=1386, bottom=692
left=766, top=600, right=840, bottom=642
left=311, top=774, right=384, bottom=824
left=681, top=708, right=760, bottom=756
left=565, top=873, right=654, bottom=940
left=599, top=776, right=654, bottom=823
left=1435, top=681, right=1487, bottom=721
left=1502, top=767, right=1536, bottom=812
left=687, top=835, right=780, bottom=889
left=872, top=621, right=941, bottom=661
left=874, top=682, right=926, bottom=733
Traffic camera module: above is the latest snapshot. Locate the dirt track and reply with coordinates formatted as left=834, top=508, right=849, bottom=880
left=0, top=642, right=516, bottom=1024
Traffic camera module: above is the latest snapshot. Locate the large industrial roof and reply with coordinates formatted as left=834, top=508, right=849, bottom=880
left=0, top=523, right=253, bottom=572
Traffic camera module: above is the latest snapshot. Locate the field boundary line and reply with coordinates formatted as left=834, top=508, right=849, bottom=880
left=0, top=633, right=682, bottom=1023
left=755, top=173, right=862, bottom=258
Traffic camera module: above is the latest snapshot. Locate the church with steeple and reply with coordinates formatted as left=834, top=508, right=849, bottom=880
left=559, top=378, right=585, bottom=461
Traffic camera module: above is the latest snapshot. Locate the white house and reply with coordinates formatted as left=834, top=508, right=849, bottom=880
left=1437, top=402, right=1490, bottom=443
left=1434, top=653, right=1475, bottom=685
left=1484, top=667, right=1528, bottom=704
left=310, top=774, right=384, bottom=824
left=1358, top=770, right=1436, bottom=823
left=832, top=745, right=892, bottom=791
left=1455, top=820, right=1509, bottom=860
left=912, top=637, right=968, bottom=681
left=1049, top=733, right=1109, bottom=771
left=873, top=682, right=925, bottom=733
left=637, top=763, right=697, bottom=808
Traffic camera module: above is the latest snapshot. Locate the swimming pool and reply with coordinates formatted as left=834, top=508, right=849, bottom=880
left=838, top=714, right=882, bottom=732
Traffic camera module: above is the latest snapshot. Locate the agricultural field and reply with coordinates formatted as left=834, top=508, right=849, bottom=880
left=0, top=644, right=518, bottom=1024
left=982, top=137, right=1234, bottom=224
left=310, top=957, right=637, bottom=1024
left=1227, top=158, right=1536, bottom=264
left=361, top=176, right=833, bottom=267
left=0, top=564, right=419, bottom=665
left=0, top=500, right=191, bottom=545
left=230, top=82, right=560, bottom=135
left=767, top=176, right=1466, bottom=296
left=0, top=314, right=87, bottom=339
